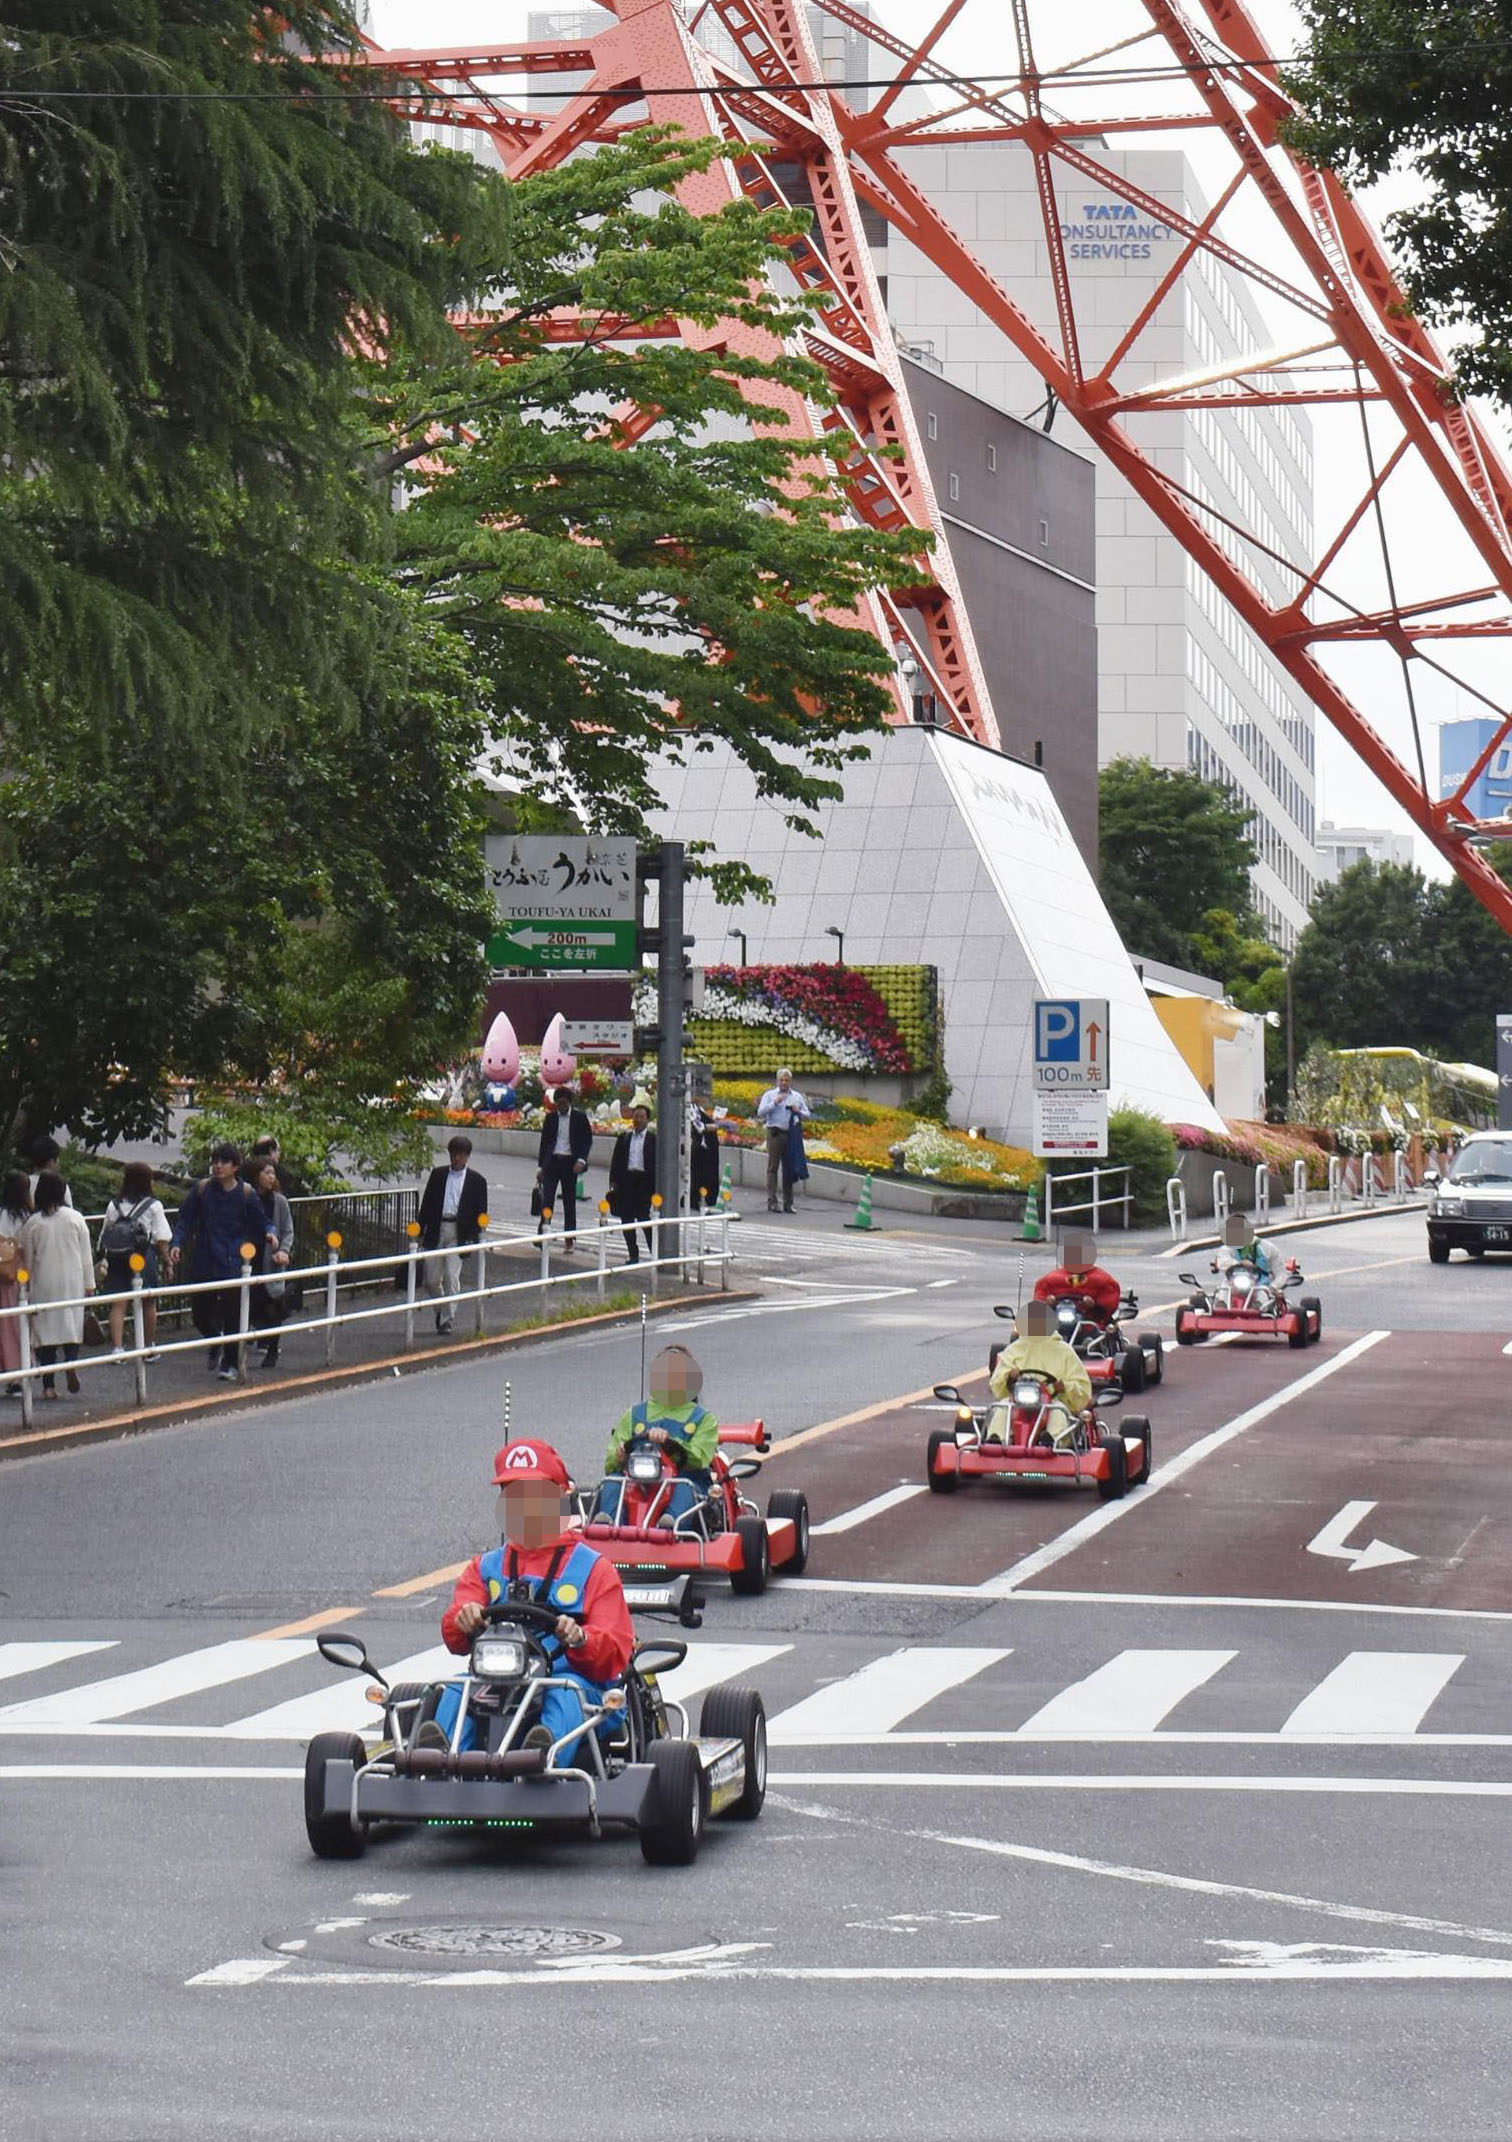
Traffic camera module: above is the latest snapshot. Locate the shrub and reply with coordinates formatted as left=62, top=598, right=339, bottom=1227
left=1048, top=1106, right=1174, bottom=1224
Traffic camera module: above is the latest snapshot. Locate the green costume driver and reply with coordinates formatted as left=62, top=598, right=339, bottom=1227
left=600, top=1344, right=720, bottom=1523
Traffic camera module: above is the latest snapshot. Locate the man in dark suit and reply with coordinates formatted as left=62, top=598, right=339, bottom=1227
left=418, top=1134, right=490, bottom=1334
left=535, top=1085, right=594, bottom=1249
left=608, top=1104, right=657, bottom=1264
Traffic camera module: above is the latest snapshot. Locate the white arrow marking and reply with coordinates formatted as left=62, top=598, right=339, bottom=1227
left=506, top=925, right=619, bottom=949
left=1306, top=1499, right=1416, bottom=1573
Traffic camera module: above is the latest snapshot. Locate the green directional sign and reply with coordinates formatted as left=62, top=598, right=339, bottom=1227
left=486, top=919, right=639, bottom=972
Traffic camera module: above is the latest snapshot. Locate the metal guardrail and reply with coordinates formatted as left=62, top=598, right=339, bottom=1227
left=1043, top=1164, right=1133, bottom=1232
left=1, top=1207, right=731, bottom=1432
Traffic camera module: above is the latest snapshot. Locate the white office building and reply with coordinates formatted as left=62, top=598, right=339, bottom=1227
left=1313, top=821, right=1415, bottom=883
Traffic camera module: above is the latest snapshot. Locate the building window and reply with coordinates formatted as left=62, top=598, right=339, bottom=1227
left=986, top=443, right=997, bottom=471
left=948, top=472, right=959, bottom=501
left=927, top=412, right=938, bottom=440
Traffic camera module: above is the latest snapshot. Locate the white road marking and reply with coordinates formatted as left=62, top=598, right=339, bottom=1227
left=0, top=1641, right=117, bottom=1685
left=1281, top=1651, right=1465, bottom=1736
left=769, top=1648, right=1008, bottom=1742
left=225, top=1645, right=454, bottom=1739
left=1009, top=1588, right=1512, bottom=1624
left=765, top=1730, right=1512, bottom=1748
left=187, top=1958, right=294, bottom=1987
left=655, top=1643, right=792, bottom=1706
left=654, top=1289, right=916, bottom=1331
left=1015, top=1650, right=1236, bottom=1736
left=0, top=1766, right=303, bottom=1779
left=981, top=1330, right=1392, bottom=1595
left=1306, top=1500, right=1416, bottom=1573
left=351, top=1893, right=410, bottom=1906
left=811, top=1485, right=928, bottom=1537
left=0, top=1639, right=315, bottom=1726
left=185, top=1956, right=1512, bottom=1985
left=770, top=1772, right=1512, bottom=1796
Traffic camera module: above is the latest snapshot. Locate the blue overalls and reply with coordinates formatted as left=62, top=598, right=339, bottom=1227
left=432, top=1540, right=616, bottom=1767
left=596, top=1401, right=712, bottom=1525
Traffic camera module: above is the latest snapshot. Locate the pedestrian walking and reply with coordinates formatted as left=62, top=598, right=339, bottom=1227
left=418, top=1135, right=489, bottom=1335
left=783, top=1110, right=810, bottom=1209
left=26, top=1135, right=73, bottom=1206
left=246, top=1157, right=294, bottom=1367
left=755, top=1068, right=812, bottom=1212
left=97, top=1161, right=172, bottom=1359
left=535, top=1085, right=593, bottom=1250
left=690, top=1103, right=721, bottom=1211
left=0, top=1171, right=32, bottom=1396
left=608, top=1105, right=656, bottom=1264
left=20, top=1170, right=95, bottom=1397
left=169, top=1143, right=275, bottom=1380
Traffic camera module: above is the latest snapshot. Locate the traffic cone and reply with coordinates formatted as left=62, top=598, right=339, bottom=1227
left=845, top=1172, right=877, bottom=1231
left=1021, top=1182, right=1043, bottom=1243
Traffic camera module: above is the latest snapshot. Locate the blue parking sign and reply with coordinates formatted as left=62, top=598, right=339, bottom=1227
left=1036, top=1001, right=1080, bottom=1062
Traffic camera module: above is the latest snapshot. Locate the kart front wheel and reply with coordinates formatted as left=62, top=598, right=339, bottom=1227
left=640, top=1738, right=708, bottom=1866
left=304, top=1732, right=368, bottom=1859
left=926, top=1428, right=960, bottom=1493
left=699, top=1685, right=768, bottom=1820
left=766, top=1489, right=810, bottom=1576
left=1301, top=1296, right=1322, bottom=1345
left=1174, top=1308, right=1200, bottom=1347
left=730, top=1515, right=771, bottom=1596
left=1287, top=1311, right=1308, bottom=1349
left=1139, top=1332, right=1164, bottom=1384
left=1096, top=1436, right=1128, bottom=1502
left=1120, top=1344, right=1146, bottom=1394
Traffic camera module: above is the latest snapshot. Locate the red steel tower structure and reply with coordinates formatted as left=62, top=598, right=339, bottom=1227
left=368, top=0, right=1512, bottom=930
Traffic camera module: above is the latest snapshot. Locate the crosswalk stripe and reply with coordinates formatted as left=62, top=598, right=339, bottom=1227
left=769, top=1647, right=1009, bottom=1742
left=225, top=1646, right=455, bottom=1740
left=657, top=1644, right=792, bottom=1707
left=812, top=1486, right=927, bottom=1537
left=1280, top=1651, right=1465, bottom=1736
left=1017, top=1650, right=1237, bottom=1736
left=0, top=1641, right=117, bottom=1686
left=0, top=1639, right=314, bottom=1726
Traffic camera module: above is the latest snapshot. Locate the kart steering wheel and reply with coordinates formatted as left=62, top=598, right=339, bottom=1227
left=629, top=1433, right=687, bottom=1469
left=483, top=1598, right=568, bottom=1634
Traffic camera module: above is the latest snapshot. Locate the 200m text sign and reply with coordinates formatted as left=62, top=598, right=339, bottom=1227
left=1032, top=998, right=1110, bottom=1091
left=1034, top=1091, right=1109, bottom=1158
left=485, top=835, right=636, bottom=923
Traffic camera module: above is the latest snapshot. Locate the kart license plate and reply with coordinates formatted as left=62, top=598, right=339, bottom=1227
left=1020, top=1470, right=1050, bottom=1480
left=1485, top=1227, right=1510, bottom=1244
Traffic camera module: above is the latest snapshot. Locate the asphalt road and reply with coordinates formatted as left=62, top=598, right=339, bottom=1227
left=5, top=1202, right=1512, bottom=2142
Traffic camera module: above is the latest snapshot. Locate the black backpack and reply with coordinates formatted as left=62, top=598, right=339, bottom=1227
left=101, top=1196, right=154, bottom=1259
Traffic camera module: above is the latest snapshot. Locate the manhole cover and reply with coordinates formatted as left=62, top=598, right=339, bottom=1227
left=368, top=1925, right=622, bottom=1959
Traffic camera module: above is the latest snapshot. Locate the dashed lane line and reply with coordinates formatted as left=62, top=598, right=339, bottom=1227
left=810, top=1485, right=928, bottom=1536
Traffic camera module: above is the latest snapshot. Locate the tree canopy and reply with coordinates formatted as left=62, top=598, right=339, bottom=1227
left=1098, top=757, right=1264, bottom=972
left=1285, top=0, right=1512, bottom=406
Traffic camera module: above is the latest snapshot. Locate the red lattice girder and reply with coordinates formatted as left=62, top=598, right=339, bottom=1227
left=366, top=0, right=1512, bottom=929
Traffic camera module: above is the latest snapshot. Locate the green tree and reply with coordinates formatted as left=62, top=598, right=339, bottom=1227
left=1289, top=859, right=1436, bottom=1054
left=1421, top=856, right=1512, bottom=1063
left=1098, top=758, right=1260, bottom=970
left=0, top=0, right=505, bottom=752
left=377, top=129, right=925, bottom=895
left=1285, top=1, right=1512, bottom=407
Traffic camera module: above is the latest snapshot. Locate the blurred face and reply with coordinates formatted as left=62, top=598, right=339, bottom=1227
left=777, top=1072, right=792, bottom=1093
left=1024, top=1300, right=1053, bottom=1338
left=211, top=1158, right=239, bottom=1187
left=632, top=1107, right=649, bottom=1130
left=448, top=1145, right=470, bottom=1167
left=555, top=1092, right=573, bottom=1113
left=649, top=1346, right=702, bottom=1409
left=497, top=1478, right=569, bottom=1547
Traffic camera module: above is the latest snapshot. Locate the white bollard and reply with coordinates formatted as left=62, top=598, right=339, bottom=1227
left=324, top=1234, right=341, bottom=1367
left=130, top=1260, right=148, bottom=1406
left=1328, top=1156, right=1344, bottom=1215
left=404, top=1223, right=420, bottom=1350
left=1254, top=1165, right=1270, bottom=1226
left=1212, top=1170, right=1230, bottom=1227
left=1292, top=1159, right=1308, bottom=1219
left=1165, top=1176, right=1188, bottom=1244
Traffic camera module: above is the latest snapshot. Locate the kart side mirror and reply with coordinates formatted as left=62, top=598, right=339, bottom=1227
left=933, top=1383, right=962, bottom=1404
left=1100, top=1384, right=1124, bottom=1406
left=1178, top=1273, right=1199, bottom=1287
left=317, top=1633, right=383, bottom=1683
left=726, top=1456, right=763, bottom=1480
left=672, top=1575, right=704, bottom=1629
left=992, top=1305, right=1015, bottom=1321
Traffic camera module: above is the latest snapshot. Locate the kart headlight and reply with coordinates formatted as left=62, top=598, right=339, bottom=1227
left=628, top=1449, right=663, bottom=1484
left=1435, top=1196, right=1464, bottom=1218
left=470, top=1634, right=528, bottom=1680
left=1232, top=1268, right=1255, bottom=1294
left=1012, top=1376, right=1044, bottom=1408
left=1055, top=1304, right=1078, bottom=1333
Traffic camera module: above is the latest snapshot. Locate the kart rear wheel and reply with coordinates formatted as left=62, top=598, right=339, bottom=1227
left=1124, top=1417, right=1152, bottom=1484
left=1301, top=1296, right=1322, bottom=1345
left=765, top=1489, right=810, bottom=1576
left=926, top=1428, right=960, bottom=1493
left=640, top=1738, right=708, bottom=1865
left=730, top=1515, right=771, bottom=1596
left=1139, top=1332, right=1164, bottom=1384
left=1174, top=1308, right=1201, bottom=1347
left=1096, top=1436, right=1128, bottom=1502
left=304, top=1732, right=368, bottom=1859
left=1428, top=1237, right=1450, bottom=1264
left=1120, top=1344, right=1146, bottom=1394
left=699, top=1685, right=768, bottom=1820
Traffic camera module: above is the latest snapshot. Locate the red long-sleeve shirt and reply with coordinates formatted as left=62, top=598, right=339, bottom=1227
left=441, top=1535, right=634, bottom=1683
left=1032, top=1265, right=1122, bottom=1322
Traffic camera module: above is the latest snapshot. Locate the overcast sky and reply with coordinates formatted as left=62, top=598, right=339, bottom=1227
left=367, top=0, right=1512, bottom=871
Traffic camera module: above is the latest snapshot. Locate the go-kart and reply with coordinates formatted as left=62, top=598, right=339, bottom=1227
left=1175, top=1257, right=1321, bottom=1349
left=926, top=1374, right=1151, bottom=1501
left=302, top=1576, right=766, bottom=1867
left=574, top=1421, right=809, bottom=1596
left=988, top=1295, right=1164, bottom=1393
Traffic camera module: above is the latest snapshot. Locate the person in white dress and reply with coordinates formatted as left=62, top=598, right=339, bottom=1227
left=20, top=1170, right=96, bottom=1397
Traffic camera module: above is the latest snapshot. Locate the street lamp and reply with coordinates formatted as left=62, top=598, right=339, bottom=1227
left=825, top=924, right=845, bottom=965
left=727, top=925, right=748, bottom=968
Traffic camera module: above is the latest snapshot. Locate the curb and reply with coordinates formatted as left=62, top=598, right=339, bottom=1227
left=1160, top=1198, right=1425, bottom=1258
left=0, top=1287, right=757, bottom=1463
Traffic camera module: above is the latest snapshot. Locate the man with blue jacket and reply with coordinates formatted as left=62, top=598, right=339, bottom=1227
left=168, top=1144, right=276, bottom=1381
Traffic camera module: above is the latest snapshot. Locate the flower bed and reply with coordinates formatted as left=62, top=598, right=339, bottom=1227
left=639, top=963, right=937, bottom=1077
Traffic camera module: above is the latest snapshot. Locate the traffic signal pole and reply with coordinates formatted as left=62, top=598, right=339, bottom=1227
left=636, top=842, right=691, bottom=1268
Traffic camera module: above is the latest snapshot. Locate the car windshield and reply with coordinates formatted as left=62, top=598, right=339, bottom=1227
left=1447, top=1140, right=1512, bottom=1184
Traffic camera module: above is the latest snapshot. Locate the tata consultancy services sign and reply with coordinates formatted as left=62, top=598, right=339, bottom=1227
left=1033, top=999, right=1109, bottom=1093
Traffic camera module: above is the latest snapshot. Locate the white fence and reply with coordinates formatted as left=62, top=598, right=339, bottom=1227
left=1043, top=1164, right=1133, bottom=1232
left=0, top=1208, right=731, bottom=1431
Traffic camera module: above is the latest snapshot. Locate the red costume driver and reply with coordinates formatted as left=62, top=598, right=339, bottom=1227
left=1032, top=1231, right=1122, bottom=1325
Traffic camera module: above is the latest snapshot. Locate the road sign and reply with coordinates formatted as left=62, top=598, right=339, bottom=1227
left=1032, top=998, right=1109, bottom=1092
left=486, top=920, right=638, bottom=971
left=561, top=1019, right=635, bottom=1057
left=485, top=835, right=636, bottom=923
left=1033, top=1091, right=1108, bottom=1158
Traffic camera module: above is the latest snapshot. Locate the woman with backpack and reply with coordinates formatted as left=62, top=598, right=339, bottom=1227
left=98, top=1161, right=173, bottom=1359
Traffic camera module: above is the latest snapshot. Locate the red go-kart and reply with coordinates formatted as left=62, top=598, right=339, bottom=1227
left=575, top=1423, right=809, bottom=1596
left=1174, top=1258, right=1322, bottom=1349
left=926, top=1374, right=1151, bottom=1501
left=988, top=1296, right=1164, bottom=1393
